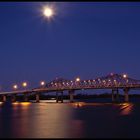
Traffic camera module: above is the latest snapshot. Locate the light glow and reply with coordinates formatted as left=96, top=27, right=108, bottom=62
left=22, top=82, right=27, bottom=87
left=44, top=8, right=53, bottom=17
left=110, top=73, right=114, bottom=76
left=123, top=74, right=127, bottom=78
left=40, top=81, right=45, bottom=86
left=119, top=103, right=133, bottom=115
left=76, top=77, right=80, bottom=82
left=13, top=84, right=18, bottom=89
left=43, top=6, right=54, bottom=18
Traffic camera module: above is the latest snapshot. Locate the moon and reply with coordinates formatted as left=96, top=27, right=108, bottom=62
left=43, top=7, right=54, bottom=18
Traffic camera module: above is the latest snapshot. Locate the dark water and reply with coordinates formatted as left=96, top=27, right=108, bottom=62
left=0, top=98, right=140, bottom=138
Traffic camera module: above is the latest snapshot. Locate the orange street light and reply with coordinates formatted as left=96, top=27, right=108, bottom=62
left=123, top=74, right=127, bottom=78
left=76, top=77, right=80, bottom=82
left=22, top=82, right=27, bottom=87
left=40, top=81, right=45, bottom=86
left=13, top=84, right=18, bottom=90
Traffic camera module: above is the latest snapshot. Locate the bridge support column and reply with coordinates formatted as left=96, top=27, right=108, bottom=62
left=111, top=89, right=115, bottom=102
left=61, top=91, right=63, bottom=103
left=11, top=94, right=16, bottom=102
left=124, top=88, right=129, bottom=102
left=2, top=95, right=6, bottom=102
left=116, top=88, right=119, bottom=102
left=24, top=94, right=28, bottom=102
left=112, top=88, right=120, bottom=103
left=69, top=90, right=74, bottom=103
left=36, top=93, right=40, bottom=103
left=56, top=92, right=58, bottom=103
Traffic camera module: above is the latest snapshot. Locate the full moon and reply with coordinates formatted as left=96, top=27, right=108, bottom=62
left=43, top=7, right=54, bottom=18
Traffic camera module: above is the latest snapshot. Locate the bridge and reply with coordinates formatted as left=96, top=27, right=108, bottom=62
left=0, top=73, right=140, bottom=103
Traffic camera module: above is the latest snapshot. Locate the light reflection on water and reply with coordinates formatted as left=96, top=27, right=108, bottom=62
left=0, top=100, right=139, bottom=138
left=71, top=102, right=134, bottom=116
left=118, top=103, right=134, bottom=116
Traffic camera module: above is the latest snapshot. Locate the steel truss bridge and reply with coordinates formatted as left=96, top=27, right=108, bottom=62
left=0, top=73, right=140, bottom=103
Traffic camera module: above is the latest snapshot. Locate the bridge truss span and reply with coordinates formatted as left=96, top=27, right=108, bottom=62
left=0, top=73, right=140, bottom=103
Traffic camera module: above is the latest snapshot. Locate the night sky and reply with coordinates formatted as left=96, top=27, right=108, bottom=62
left=0, top=2, right=140, bottom=91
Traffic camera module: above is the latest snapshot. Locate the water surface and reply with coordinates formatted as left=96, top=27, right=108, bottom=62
left=0, top=99, right=140, bottom=138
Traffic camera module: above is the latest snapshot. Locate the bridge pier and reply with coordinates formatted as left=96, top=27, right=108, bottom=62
left=24, top=94, right=28, bottom=102
left=116, top=88, right=119, bottom=102
left=2, top=95, right=6, bottom=102
left=124, top=88, right=129, bottom=102
left=56, top=92, right=58, bottom=103
left=36, top=93, right=40, bottom=103
left=56, top=91, right=64, bottom=103
left=61, top=91, right=63, bottom=103
left=11, top=94, right=16, bottom=102
left=111, top=89, right=115, bottom=102
left=69, top=90, right=74, bottom=103
left=112, top=88, right=119, bottom=103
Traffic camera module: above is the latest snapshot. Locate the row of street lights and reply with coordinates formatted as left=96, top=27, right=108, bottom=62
left=12, top=78, right=81, bottom=90
left=12, top=81, right=46, bottom=90
left=7, top=74, right=128, bottom=91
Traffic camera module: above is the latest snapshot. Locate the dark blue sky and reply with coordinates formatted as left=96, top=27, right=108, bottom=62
left=0, top=2, right=140, bottom=91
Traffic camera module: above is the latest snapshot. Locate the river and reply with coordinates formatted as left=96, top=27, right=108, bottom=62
left=0, top=98, right=140, bottom=138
